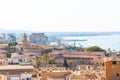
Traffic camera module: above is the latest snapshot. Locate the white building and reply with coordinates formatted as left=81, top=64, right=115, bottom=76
left=8, top=53, right=28, bottom=64
left=21, top=72, right=32, bottom=80
left=8, top=53, right=20, bottom=64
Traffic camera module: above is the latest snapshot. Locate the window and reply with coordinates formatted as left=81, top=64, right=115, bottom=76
left=116, top=73, right=119, bottom=77
left=102, top=63, right=104, bottom=66
left=27, top=78, right=30, bottom=80
left=112, top=61, right=116, bottom=65
left=39, top=73, right=41, bottom=76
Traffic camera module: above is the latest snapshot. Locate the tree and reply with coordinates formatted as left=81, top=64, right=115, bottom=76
left=37, top=60, right=41, bottom=66
left=86, top=46, right=105, bottom=52
left=6, top=53, right=11, bottom=58
left=8, top=41, right=18, bottom=47
left=43, top=54, right=50, bottom=67
left=49, top=59, right=56, bottom=64
left=63, top=58, right=69, bottom=68
left=76, top=47, right=81, bottom=51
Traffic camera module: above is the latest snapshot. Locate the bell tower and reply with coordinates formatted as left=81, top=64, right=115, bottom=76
left=22, top=33, right=28, bottom=47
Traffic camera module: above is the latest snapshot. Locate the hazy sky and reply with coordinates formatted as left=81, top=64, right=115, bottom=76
left=0, top=0, right=120, bottom=32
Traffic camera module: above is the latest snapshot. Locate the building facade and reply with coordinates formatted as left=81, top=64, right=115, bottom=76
left=50, top=51, right=105, bottom=67
left=0, top=65, right=35, bottom=80
left=30, top=33, right=48, bottom=44
left=106, top=60, right=120, bottom=80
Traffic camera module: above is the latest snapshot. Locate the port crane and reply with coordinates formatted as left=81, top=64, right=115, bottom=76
left=64, top=39, right=86, bottom=48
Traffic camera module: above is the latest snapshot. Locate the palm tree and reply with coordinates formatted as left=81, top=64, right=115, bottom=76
left=43, top=54, right=50, bottom=67
left=37, top=60, right=41, bottom=67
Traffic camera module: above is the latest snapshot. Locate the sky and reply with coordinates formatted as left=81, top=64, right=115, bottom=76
left=0, top=0, right=120, bottom=32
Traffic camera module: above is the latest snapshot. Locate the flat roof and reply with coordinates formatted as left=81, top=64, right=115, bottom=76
left=61, top=50, right=104, bottom=56
left=63, top=55, right=98, bottom=59
left=0, top=65, right=34, bottom=70
left=47, top=72, right=71, bottom=78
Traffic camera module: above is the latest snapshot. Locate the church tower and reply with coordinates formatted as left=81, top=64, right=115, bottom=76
left=22, top=33, right=28, bottom=47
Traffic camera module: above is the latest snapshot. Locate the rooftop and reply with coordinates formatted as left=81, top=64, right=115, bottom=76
left=63, top=54, right=98, bottom=59
left=47, top=72, right=71, bottom=78
left=0, top=65, right=34, bottom=70
left=63, top=51, right=104, bottom=56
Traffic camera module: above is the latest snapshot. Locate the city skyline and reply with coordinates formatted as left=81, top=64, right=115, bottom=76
left=0, top=0, right=120, bottom=32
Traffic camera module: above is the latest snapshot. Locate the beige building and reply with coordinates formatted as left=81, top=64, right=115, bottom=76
left=0, top=74, right=7, bottom=80
left=40, top=71, right=71, bottom=80
left=51, top=50, right=105, bottom=67
left=0, top=65, right=36, bottom=80
left=18, top=33, right=52, bottom=54
left=0, top=44, right=8, bottom=50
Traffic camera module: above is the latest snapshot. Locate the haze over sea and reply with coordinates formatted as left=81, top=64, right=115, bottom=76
left=60, top=32, right=120, bottom=51
left=15, top=31, right=120, bottom=51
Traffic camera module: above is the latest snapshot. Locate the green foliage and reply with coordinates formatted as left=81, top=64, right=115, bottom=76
left=43, top=54, right=50, bottom=67
left=76, top=47, right=81, bottom=51
left=86, top=46, right=105, bottom=52
left=63, top=58, right=69, bottom=68
left=49, top=59, right=56, bottom=64
left=6, top=53, right=11, bottom=58
left=43, top=54, right=50, bottom=60
left=8, top=42, right=18, bottom=47
left=37, top=60, right=41, bottom=65
left=69, top=65, right=75, bottom=70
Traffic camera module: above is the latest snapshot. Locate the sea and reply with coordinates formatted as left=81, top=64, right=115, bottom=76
left=15, top=31, right=120, bottom=51
left=61, top=34, right=120, bottom=51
